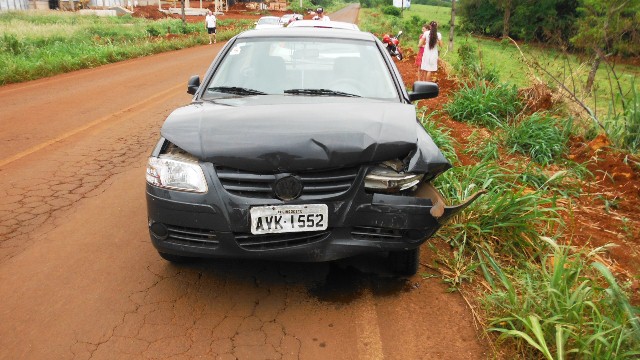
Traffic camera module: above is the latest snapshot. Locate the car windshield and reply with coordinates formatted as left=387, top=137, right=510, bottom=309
left=204, top=37, right=399, bottom=100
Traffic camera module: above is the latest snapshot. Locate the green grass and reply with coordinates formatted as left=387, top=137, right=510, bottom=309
left=444, top=82, right=523, bottom=129
left=0, top=11, right=253, bottom=85
left=399, top=4, right=453, bottom=30
left=418, top=109, right=459, bottom=163
left=606, top=82, right=640, bottom=153
left=485, top=241, right=640, bottom=359
left=504, top=113, right=573, bottom=165
left=463, top=131, right=502, bottom=162
left=434, top=162, right=563, bottom=256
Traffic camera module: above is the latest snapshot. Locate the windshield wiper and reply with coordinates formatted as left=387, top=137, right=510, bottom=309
left=284, top=89, right=360, bottom=97
left=209, top=86, right=266, bottom=96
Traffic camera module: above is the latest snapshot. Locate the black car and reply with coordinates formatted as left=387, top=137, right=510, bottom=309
left=145, top=27, right=481, bottom=275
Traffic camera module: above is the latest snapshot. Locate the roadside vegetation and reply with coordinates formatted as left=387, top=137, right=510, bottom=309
left=0, top=11, right=254, bottom=85
left=362, top=2, right=639, bottom=359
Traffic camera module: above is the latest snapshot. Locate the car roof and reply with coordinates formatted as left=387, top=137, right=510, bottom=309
left=237, top=27, right=372, bottom=41
left=287, top=20, right=360, bottom=31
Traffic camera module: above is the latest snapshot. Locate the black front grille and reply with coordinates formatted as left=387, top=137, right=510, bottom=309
left=351, top=226, right=404, bottom=241
left=166, top=225, right=219, bottom=248
left=216, top=166, right=359, bottom=199
left=235, top=231, right=329, bottom=250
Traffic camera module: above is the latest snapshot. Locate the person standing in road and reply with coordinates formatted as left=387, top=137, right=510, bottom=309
left=312, top=7, right=330, bottom=21
left=205, top=10, right=217, bottom=44
left=420, top=21, right=443, bottom=82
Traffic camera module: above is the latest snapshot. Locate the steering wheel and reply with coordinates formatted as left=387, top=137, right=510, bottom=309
left=327, top=78, right=363, bottom=96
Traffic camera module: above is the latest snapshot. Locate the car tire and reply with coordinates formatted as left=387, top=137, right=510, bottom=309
left=158, top=251, right=192, bottom=263
left=388, top=247, right=419, bottom=276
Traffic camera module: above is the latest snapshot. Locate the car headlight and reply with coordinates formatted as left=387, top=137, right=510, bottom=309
left=364, top=165, right=423, bottom=192
left=146, top=155, right=208, bottom=193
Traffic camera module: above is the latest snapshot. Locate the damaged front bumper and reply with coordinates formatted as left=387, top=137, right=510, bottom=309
left=146, top=177, right=483, bottom=263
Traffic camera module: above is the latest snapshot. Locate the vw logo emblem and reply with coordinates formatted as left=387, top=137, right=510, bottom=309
left=274, top=175, right=303, bottom=201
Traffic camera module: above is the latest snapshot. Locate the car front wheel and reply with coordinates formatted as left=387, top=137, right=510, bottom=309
left=388, top=247, right=420, bottom=276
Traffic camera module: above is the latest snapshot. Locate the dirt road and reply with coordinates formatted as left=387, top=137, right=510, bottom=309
left=0, top=5, right=488, bottom=359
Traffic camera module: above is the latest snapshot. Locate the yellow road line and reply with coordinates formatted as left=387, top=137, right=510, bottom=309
left=0, top=83, right=184, bottom=168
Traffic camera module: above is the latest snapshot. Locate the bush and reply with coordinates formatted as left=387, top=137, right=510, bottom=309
left=1, top=33, right=23, bottom=55
left=444, top=82, right=523, bottom=129
left=146, top=26, right=161, bottom=37
left=382, top=5, right=401, bottom=16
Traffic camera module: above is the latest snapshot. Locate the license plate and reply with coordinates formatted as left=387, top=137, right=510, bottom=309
left=250, top=204, right=328, bottom=235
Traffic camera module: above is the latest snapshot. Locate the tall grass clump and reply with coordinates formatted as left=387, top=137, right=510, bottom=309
left=504, top=113, right=573, bottom=165
left=434, top=162, right=563, bottom=256
left=455, top=42, right=499, bottom=83
left=511, top=161, right=589, bottom=198
left=606, top=83, right=640, bottom=154
left=484, top=240, right=640, bottom=359
left=444, top=82, right=524, bottom=129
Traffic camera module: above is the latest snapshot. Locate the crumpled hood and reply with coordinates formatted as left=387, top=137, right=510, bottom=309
left=161, top=101, right=450, bottom=174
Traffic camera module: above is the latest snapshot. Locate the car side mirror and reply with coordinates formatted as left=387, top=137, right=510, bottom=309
left=408, top=81, right=439, bottom=102
left=187, top=75, right=200, bottom=95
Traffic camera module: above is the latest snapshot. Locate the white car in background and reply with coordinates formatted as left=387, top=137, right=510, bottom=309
left=280, top=13, right=304, bottom=25
left=254, top=16, right=284, bottom=30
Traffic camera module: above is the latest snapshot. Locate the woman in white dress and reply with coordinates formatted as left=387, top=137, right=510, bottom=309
left=420, top=21, right=443, bottom=82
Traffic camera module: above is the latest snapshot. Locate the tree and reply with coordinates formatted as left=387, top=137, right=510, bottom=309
left=500, top=0, right=512, bottom=38
left=458, top=0, right=580, bottom=43
left=458, top=0, right=504, bottom=37
left=571, top=0, right=640, bottom=93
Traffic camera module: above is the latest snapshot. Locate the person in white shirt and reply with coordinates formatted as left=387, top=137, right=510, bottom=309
left=312, top=7, right=330, bottom=21
left=420, top=21, right=443, bottom=81
left=205, top=11, right=217, bottom=44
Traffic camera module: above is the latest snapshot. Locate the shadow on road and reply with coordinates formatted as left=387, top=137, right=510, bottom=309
left=159, top=254, right=413, bottom=304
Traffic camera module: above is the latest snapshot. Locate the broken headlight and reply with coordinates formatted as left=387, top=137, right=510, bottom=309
left=146, top=154, right=208, bottom=193
left=364, top=162, right=423, bottom=193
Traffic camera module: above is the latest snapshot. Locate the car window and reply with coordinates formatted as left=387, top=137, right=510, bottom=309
left=204, top=37, right=399, bottom=100
left=258, top=17, right=279, bottom=25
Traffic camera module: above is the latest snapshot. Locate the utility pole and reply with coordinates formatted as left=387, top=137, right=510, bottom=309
left=448, top=0, right=456, bottom=52
left=180, top=0, right=186, bottom=25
